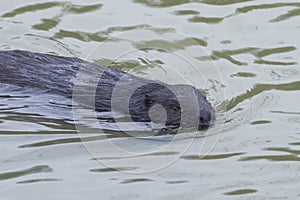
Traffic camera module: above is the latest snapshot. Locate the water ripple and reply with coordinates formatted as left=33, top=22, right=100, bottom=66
left=223, top=189, right=257, bottom=196
left=0, top=165, right=52, bottom=181
left=120, top=178, right=153, bottom=184
left=1, top=2, right=102, bottom=18
left=270, top=8, right=300, bottom=22
left=133, top=0, right=253, bottom=8
left=226, top=81, right=299, bottom=111
left=16, top=178, right=61, bottom=184
left=239, top=147, right=300, bottom=162
left=181, top=152, right=245, bottom=160
left=54, top=29, right=108, bottom=42
left=188, top=16, right=223, bottom=24
left=235, top=2, right=300, bottom=15
left=198, top=46, right=297, bottom=66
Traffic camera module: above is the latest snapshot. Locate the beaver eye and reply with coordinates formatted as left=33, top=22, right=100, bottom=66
left=172, top=105, right=180, bottom=111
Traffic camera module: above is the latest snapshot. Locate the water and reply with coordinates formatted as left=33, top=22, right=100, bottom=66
left=0, top=0, right=300, bottom=199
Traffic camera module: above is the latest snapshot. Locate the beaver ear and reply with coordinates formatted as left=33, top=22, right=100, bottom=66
left=144, top=94, right=154, bottom=107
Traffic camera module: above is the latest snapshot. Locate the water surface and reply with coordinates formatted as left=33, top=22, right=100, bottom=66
left=0, top=0, right=300, bottom=199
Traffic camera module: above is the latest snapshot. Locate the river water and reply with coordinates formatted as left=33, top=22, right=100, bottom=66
left=0, top=0, right=300, bottom=199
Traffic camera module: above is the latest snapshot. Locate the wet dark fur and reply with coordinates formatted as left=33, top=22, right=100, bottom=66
left=0, top=50, right=215, bottom=130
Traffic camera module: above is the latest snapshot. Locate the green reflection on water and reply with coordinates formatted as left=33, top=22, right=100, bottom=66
left=226, top=81, right=300, bottom=111
left=181, top=152, right=245, bottom=160
left=198, top=46, right=297, bottom=66
left=1, top=2, right=62, bottom=18
left=134, top=0, right=253, bottom=8
left=173, top=10, right=199, bottom=15
left=188, top=16, right=223, bottom=24
left=240, top=147, right=300, bottom=162
left=236, top=3, right=300, bottom=14
left=224, top=189, right=257, bottom=195
left=1, top=2, right=102, bottom=18
left=250, top=120, right=272, bottom=125
left=120, top=178, right=154, bottom=184
left=17, top=178, right=61, bottom=184
left=230, top=72, right=257, bottom=78
left=0, top=165, right=52, bottom=181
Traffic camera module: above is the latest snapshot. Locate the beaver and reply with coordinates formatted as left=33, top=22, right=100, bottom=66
left=0, top=50, right=215, bottom=131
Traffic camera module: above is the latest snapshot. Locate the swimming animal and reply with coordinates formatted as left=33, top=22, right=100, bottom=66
left=0, top=50, right=215, bottom=132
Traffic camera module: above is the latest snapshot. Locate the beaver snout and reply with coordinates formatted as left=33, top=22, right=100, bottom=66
left=199, top=108, right=215, bottom=130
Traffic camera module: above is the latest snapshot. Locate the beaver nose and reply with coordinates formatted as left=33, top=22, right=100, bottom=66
left=199, top=109, right=215, bottom=130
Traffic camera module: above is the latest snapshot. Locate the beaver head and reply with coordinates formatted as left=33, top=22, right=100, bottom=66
left=129, top=83, right=215, bottom=130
